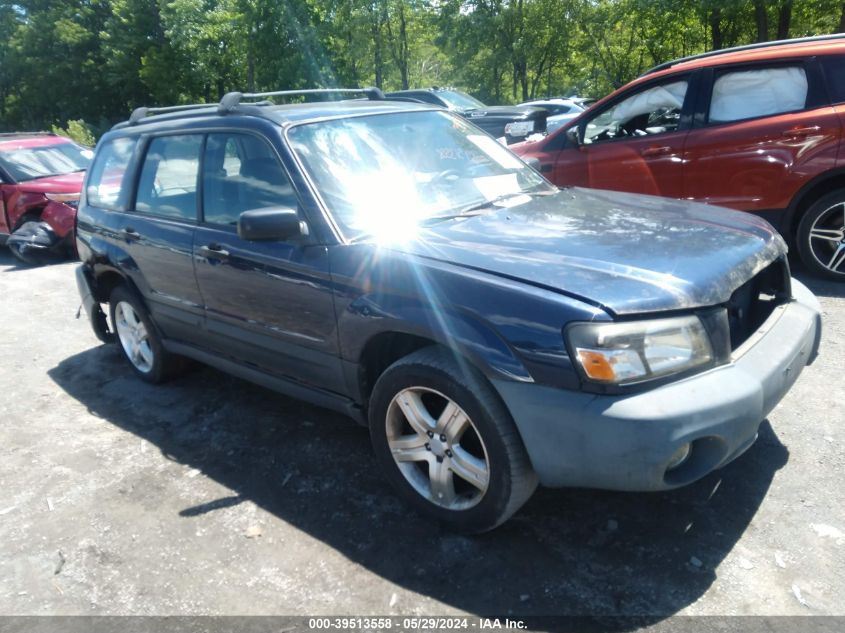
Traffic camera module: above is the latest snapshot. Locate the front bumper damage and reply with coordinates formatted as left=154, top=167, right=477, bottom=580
left=7, top=221, right=70, bottom=264
left=493, top=279, right=822, bottom=491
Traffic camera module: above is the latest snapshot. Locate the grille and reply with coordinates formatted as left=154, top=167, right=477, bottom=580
left=726, top=257, right=791, bottom=350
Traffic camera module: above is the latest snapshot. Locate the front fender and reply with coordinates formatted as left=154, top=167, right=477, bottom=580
left=341, top=292, right=534, bottom=384
left=330, top=244, right=604, bottom=395
left=40, top=201, right=76, bottom=238
left=8, top=191, right=47, bottom=228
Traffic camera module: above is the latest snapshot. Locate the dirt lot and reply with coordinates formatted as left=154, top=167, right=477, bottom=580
left=1, top=247, right=844, bottom=623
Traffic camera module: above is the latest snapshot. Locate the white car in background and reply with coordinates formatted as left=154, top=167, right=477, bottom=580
left=515, top=98, right=586, bottom=135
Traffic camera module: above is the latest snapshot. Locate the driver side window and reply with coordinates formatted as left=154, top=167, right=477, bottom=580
left=583, top=80, right=688, bottom=144
left=202, top=133, right=297, bottom=226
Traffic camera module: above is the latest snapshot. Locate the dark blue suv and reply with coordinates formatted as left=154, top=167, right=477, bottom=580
left=75, top=88, right=822, bottom=532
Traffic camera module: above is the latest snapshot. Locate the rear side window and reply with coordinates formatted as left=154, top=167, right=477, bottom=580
left=821, top=56, right=845, bottom=105
left=709, top=66, right=808, bottom=123
left=202, top=133, right=296, bottom=226
left=135, top=135, right=202, bottom=221
left=86, top=137, right=137, bottom=210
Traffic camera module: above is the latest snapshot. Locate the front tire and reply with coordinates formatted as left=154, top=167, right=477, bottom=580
left=797, top=190, right=845, bottom=280
left=109, top=285, right=183, bottom=383
left=369, top=347, right=537, bottom=533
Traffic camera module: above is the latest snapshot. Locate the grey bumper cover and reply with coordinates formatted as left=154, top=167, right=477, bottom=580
left=493, top=279, right=822, bottom=491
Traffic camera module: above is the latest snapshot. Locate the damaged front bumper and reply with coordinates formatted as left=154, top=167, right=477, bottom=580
left=493, top=279, right=821, bottom=491
left=75, top=265, right=113, bottom=343
left=7, top=221, right=70, bottom=264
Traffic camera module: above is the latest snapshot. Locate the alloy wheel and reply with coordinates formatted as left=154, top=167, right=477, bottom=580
left=807, top=201, right=845, bottom=275
left=385, top=386, right=490, bottom=510
left=114, top=301, right=154, bottom=373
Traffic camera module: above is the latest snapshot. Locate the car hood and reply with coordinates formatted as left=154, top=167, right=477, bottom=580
left=394, top=187, right=787, bottom=315
left=17, top=171, right=85, bottom=194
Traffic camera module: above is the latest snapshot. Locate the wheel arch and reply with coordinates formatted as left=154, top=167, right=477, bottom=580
left=352, top=317, right=532, bottom=406
left=92, top=264, right=145, bottom=306
left=785, top=168, right=845, bottom=243
left=10, top=197, right=47, bottom=230
left=357, top=331, right=439, bottom=404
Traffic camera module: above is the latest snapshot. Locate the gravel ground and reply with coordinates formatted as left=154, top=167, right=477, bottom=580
left=0, top=247, right=843, bottom=623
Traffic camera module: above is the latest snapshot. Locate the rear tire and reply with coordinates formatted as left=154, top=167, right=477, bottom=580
left=109, top=285, right=185, bottom=383
left=368, top=346, right=537, bottom=533
left=797, top=190, right=845, bottom=280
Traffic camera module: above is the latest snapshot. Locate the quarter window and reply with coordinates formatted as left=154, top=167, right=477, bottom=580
left=202, top=133, right=296, bottom=226
left=135, top=135, right=202, bottom=221
left=583, top=80, right=688, bottom=144
left=85, top=137, right=137, bottom=210
left=709, top=66, right=808, bottom=123
left=821, top=56, right=845, bottom=105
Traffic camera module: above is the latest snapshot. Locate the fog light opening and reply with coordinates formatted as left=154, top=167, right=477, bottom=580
left=667, top=443, right=692, bottom=471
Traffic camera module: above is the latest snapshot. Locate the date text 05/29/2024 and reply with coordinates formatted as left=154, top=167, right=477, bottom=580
left=307, top=617, right=527, bottom=630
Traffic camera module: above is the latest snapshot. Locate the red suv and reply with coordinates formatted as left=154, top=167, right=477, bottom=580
left=0, top=132, right=91, bottom=264
left=513, top=35, right=845, bottom=280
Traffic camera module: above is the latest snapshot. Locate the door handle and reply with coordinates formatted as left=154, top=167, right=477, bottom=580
left=121, top=227, right=141, bottom=241
left=782, top=126, right=821, bottom=138
left=641, top=146, right=672, bottom=157
left=198, top=243, right=230, bottom=261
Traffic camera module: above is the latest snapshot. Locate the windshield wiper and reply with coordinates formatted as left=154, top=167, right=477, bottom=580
left=425, top=188, right=555, bottom=224
left=419, top=209, right=487, bottom=226
left=348, top=188, right=557, bottom=237
left=419, top=196, right=520, bottom=226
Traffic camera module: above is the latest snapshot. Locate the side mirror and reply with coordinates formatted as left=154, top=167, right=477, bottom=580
left=238, top=207, right=305, bottom=241
left=565, top=126, right=581, bottom=147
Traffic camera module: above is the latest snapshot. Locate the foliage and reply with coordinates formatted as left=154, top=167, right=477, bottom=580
left=0, top=0, right=843, bottom=137
left=51, top=118, right=97, bottom=146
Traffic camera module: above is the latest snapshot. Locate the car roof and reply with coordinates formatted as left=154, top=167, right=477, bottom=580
left=644, top=34, right=845, bottom=77
left=580, top=35, right=845, bottom=118
left=263, top=99, right=436, bottom=123
left=385, top=88, right=451, bottom=94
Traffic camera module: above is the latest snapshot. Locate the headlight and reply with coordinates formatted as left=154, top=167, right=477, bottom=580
left=567, top=315, right=713, bottom=385
left=45, top=192, right=80, bottom=204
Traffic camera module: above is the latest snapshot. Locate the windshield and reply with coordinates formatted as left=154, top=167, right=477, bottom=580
left=0, top=141, right=92, bottom=182
left=437, top=90, right=486, bottom=111
left=287, top=110, right=552, bottom=240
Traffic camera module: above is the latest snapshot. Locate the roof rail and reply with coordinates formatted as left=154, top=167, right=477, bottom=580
left=218, top=87, right=385, bottom=113
left=121, top=87, right=387, bottom=128
left=643, top=33, right=845, bottom=76
left=128, top=103, right=216, bottom=125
